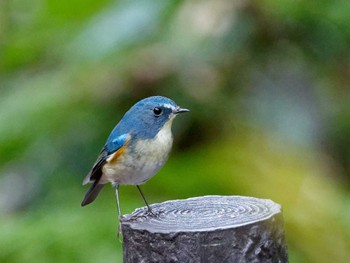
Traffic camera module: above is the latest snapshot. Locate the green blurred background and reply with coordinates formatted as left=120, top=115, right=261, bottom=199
left=1, top=0, right=350, bottom=262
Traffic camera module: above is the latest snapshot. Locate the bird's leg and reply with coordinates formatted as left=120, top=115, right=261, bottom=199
left=113, top=183, right=122, bottom=219
left=112, top=182, right=123, bottom=240
left=136, top=185, right=153, bottom=214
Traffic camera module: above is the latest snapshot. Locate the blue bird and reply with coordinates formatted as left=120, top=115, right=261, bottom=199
left=81, top=96, right=189, bottom=218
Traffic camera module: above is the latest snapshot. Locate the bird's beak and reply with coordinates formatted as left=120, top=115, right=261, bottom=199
left=174, top=107, right=190, bottom=114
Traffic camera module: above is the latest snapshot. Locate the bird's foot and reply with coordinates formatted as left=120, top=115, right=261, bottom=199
left=146, top=207, right=160, bottom=217
left=128, top=208, right=163, bottom=222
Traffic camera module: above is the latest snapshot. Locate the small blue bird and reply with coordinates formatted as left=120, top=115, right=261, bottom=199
left=81, top=96, right=189, bottom=218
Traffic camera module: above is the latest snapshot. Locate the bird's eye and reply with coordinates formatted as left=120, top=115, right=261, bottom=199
left=153, top=107, right=163, bottom=116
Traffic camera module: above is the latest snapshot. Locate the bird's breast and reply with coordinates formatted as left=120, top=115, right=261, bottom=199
left=102, top=121, right=174, bottom=185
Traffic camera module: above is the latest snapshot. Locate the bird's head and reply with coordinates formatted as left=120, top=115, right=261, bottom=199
left=121, top=96, right=189, bottom=139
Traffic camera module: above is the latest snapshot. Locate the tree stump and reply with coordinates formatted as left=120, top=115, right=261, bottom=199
left=121, top=195, right=288, bottom=263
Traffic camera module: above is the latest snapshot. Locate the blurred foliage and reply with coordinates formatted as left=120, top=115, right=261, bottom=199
left=1, top=0, right=350, bottom=262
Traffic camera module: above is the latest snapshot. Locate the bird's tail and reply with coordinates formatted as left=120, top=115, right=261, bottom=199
left=81, top=181, right=104, bottom=206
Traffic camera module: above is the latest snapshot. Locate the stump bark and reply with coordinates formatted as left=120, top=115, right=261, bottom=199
left=121, top=195, right=288, bottom=263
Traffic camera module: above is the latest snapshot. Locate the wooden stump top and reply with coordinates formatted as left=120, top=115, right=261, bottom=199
left=122, top=195, right=281, bottom=233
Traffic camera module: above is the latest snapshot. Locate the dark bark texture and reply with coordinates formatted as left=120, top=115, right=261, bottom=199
left=121, top=195, right=288, bottom=263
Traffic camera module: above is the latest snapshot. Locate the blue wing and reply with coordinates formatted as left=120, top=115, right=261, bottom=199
left=105, top=133, right=129, bottom=154
left=81, top=133, right=130, bottom=206
left=83, top=133, right=130, bottom=185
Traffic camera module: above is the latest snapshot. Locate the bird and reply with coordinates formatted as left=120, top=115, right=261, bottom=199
left=81, top=96, right=189, bottom=219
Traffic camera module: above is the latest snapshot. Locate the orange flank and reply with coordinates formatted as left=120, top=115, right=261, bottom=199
left=108, top=145, right=128, bottom=164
